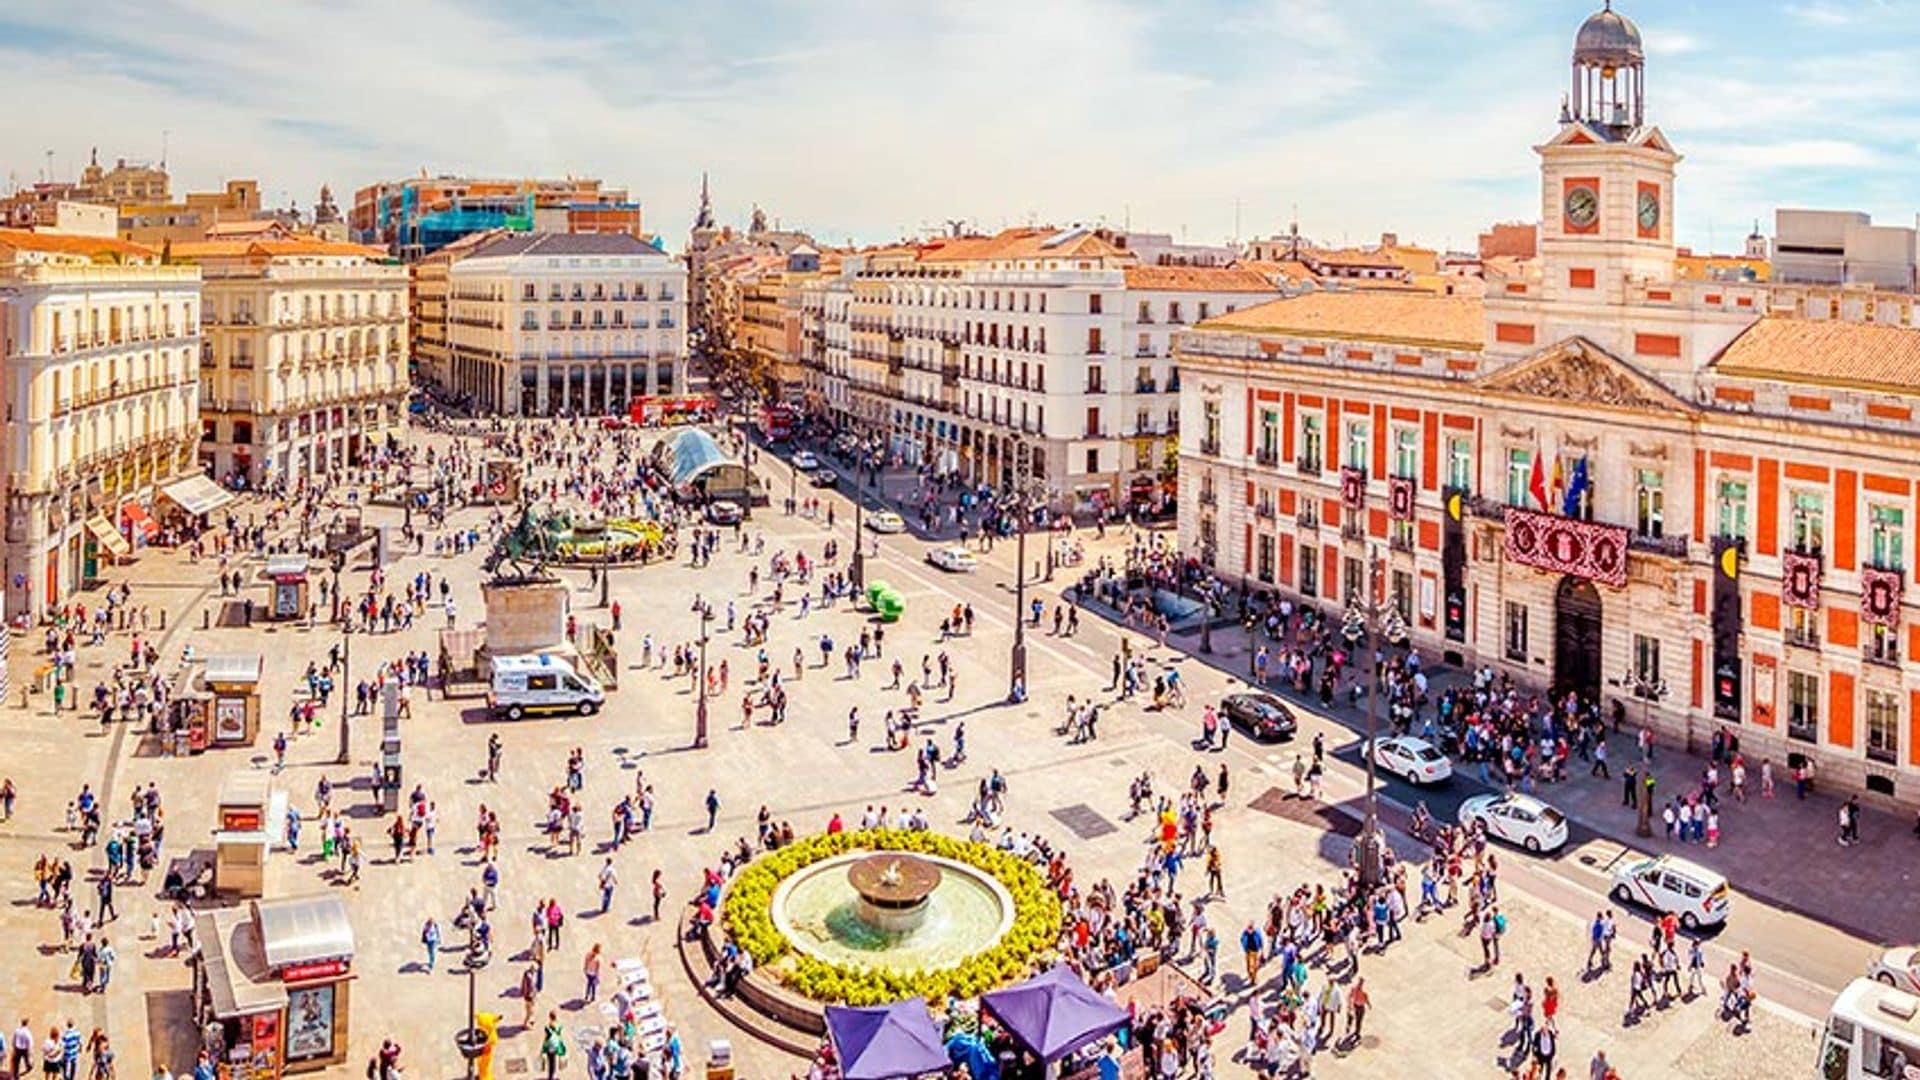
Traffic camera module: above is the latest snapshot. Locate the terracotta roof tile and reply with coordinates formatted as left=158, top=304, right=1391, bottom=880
left=171, top=236, right=388, bottom=260
left=1123, top=266, right=1280, bottom=293
left=0, top=228, right=156, bottom=260
left=1194, top=291, right=1485, bottom=350
left=1712, top=316, right=1920, bottom=394
left=918, top=227, right=1126, bottom=264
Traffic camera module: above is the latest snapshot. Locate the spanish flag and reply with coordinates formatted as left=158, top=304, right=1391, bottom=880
left=1550, top=454, right=1565, bottom=509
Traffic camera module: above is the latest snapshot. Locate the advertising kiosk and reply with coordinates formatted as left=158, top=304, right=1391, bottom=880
left=192, top=895, right=356, bottom=1078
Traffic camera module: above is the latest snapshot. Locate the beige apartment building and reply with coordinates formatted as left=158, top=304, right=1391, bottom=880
left=0, top=229, right=205, bottom=619
left=172, top=236, right=409, bottom=489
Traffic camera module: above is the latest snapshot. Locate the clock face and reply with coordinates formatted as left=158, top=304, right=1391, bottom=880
left=1638, top=189, right=1660, bottom=232
left=1565, top=185, right=1599, bottom=230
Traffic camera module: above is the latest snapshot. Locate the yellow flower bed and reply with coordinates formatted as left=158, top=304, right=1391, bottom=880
left=721, top=829, right=1063, bottom=1006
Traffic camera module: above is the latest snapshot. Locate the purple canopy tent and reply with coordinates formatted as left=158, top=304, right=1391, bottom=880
left=824, top=997, right=951, bottom=1080
left=980, top=966, right=1129, bottom=1063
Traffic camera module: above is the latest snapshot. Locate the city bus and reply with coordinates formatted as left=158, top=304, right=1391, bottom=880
left=757, top=402, right=797, bottom=443
left=1818, top=978, right=1920, bottom=1079
left=629, top=394, right=717, bottom=427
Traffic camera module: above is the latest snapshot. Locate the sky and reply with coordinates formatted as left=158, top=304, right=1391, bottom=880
left=3, top=0, right=1918, bottom=255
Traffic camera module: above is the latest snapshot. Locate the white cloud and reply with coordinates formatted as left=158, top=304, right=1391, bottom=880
left=0, top=0, right=1917, bottom=257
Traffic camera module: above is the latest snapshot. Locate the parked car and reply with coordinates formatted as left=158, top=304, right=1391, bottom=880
left=488, top=654, right=604, bottom=721
left=926, top=545, right=978, bottom=572
left=1458, top=792, right=1569, bottom=853
left=705, top=500, right=744, bottom=525
left=793, top=450, right=820, bottom=471
left=1609, top=854, right=1731, bottom=929
left=865, top=510, right=907, bottom=533
left=1367, top=735, right=1453, bottom=784
left=1218, top=693, right=1297, bottom=741
left=1869, top=948, right=1920, bottom=993
left=809, top=468, right=840, bottom=488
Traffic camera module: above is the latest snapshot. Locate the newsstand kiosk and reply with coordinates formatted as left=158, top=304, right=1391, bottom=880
left=192, top=894, right=356, bottom=1079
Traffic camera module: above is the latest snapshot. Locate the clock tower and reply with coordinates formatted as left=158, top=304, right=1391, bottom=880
left=1535, top=2, right=1677, bottom=307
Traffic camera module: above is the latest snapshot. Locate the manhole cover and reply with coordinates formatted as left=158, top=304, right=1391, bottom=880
left=1246, top=787, right=1359, bottom=837
left=504, top=1059, right=529, bottom=1074
left=1049, top=804, right=1116, bottom=840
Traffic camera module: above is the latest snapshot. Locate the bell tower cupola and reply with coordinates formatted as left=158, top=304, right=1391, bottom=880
left=1570, top=1, right=1644, bottom=133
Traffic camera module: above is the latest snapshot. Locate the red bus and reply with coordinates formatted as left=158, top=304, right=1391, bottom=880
left=629, top=394, right=718, bottom=427
left=758, top=403, right=797, bottom=443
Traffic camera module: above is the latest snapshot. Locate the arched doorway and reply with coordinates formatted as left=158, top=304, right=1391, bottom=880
left=1554, top=576, right=1604, bottom=702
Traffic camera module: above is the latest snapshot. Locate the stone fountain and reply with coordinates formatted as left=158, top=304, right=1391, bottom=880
left=846, top=853, right=942, bottom=935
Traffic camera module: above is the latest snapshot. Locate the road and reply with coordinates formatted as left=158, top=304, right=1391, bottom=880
left=766, top=437, right=1872, bottom=1023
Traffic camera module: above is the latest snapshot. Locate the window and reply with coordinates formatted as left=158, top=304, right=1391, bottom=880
left=1632, top=634, right=1661, bottom=685
left=1790, top=491, right=1825, bottom=555
left=1870, top=505, right=1905, bottom=570
left=1298, top=414, right=1323, bottom=472
left=1717, top=480, right=1748, bottom=540
left=1447, top=437, right=1472, bottom=491
left=1087, top=328, right=1103, bottom=354
left=1088, top=293, right=1102, bottom=315
left=1258, top=409, right=1279, bottom=465
left=1198, top=301, right=1211, bottom=321
left=1169, top=301, right=1183, bottom=324
left=1137, top=300, right=1152, bottom=322
left=1133, top=440, right=1152, bottom=471
left=1391, top=570, right=1413, bottom=624
left=1636, top=469, right=1664, bottom=538
left=1299, top=545, right=1318, bottom=597
left=1345, top=421, right=1370, bottom=475
left=1505, top=602, right=1528, bottom=661
left=1788, top=605, right=1819, bottom=647
left=1343, top=556, right=1364, bottom=607
left=1867, top=690, right=1900, bottom=764
left=1393, top=428, right=1418, bottom=480
left=1506, top=448, right=1534, bottom=507
left=1869, top=621, right=1901, bottom=665
left=1787, top=670, right=1819, bottom=743
left=1256, top=535, right=1275, bottom=583
left=1085, top=448, right=1099, bottom=473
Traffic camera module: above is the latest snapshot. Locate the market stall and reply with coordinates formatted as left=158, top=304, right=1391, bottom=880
left=192, top=895, right=356, bottom=1079
left=202, top=654, right=264, bottom=747
left=263, top=555, right=310, bottom=621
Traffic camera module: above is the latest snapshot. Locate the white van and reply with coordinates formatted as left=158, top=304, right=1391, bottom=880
left=1609, top=853, right=1731, bottom=929
left=1819, top=978, right=1920, bottom=1080
left=488, top=654, right=604, bottom=720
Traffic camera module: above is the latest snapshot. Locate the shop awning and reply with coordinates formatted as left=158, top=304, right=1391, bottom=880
left=265, top=554, right=309, bottom=581
left=120, top=503, right=157, bottom=540
left=85, top=515, right=131, bottom=559
left=159, top=473, right=236, bottom=517
left=255, top=894, right=355, bottom=970
left=204, top=654, right=263, bottom=686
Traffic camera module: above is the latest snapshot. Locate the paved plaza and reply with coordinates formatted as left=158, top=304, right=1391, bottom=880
left=0, top=420, right=1854, bottom=1079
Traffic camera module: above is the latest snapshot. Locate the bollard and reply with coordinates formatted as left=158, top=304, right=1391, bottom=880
left=203, top=608, right=210, bottom=630
left=159, top=610, right=166, bottom=630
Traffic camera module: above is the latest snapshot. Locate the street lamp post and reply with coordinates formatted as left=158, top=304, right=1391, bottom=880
left=599, top=533, right=611, bottom=608
left=1343, top=545, right=1400, bottom=890
left=850, top=470, right=866, bottom=589
left=694, top=607, right=713, bottom=748
left=1011, top=504, right=1028, bottom=701
left=336, top=623, right=351, bottom=765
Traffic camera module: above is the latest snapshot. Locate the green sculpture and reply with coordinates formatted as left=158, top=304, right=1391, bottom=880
left=485, top=504, right=560, bottom=582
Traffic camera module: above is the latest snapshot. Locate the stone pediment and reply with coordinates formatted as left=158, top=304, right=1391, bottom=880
left=1476, top=336, right=1695, bottom=414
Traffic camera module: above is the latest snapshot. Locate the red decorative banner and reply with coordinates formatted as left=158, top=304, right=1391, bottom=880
left=1861, top=565, right=1903, bottom=627
left=1503, top=507, right=1628, bottom=588
left=1781, top=550, right=1822, bottom=610
left=1341, top=467, right=1367, bottom=511
left=1389, top=476, right=1414, bottom=522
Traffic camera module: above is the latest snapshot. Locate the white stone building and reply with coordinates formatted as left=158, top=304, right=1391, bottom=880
left=0, top=229, right=204, bottom=618
left=174, top=236, right=409, bottom=488
left=446, top=233, right=686, bottom=416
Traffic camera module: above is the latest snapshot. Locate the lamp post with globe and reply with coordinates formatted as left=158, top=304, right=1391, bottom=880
left=1341, top=544, right=1405, bottom=890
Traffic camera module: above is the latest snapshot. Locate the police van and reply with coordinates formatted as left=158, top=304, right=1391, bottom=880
left=488, top=654, right=604, bottom=720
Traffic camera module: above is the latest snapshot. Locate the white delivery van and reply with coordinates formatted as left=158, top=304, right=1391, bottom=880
left=488, top=654, right=604, bottom=720
left=1818, top=978, right=1920, bottom=1080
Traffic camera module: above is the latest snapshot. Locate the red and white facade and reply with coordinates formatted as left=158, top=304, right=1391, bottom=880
left=1175, top=4, right=1920, bottom=805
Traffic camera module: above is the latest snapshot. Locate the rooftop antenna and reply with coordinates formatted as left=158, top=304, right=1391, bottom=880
left=43, top=149, right=53, bottom=185
left=160, top=129, right=169, bottom=170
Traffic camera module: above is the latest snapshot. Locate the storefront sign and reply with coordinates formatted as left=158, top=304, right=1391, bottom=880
left=280, top=959, right=347, bottom=982
left=1502, top=507, right=1628, bottom=588
left=221, top=807, right=262, bottom=832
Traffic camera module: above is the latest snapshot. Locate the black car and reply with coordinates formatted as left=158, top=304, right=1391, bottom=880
left=809, top=468, right=840, bottom=488
left=1220, top=693, right=1298, bottom=741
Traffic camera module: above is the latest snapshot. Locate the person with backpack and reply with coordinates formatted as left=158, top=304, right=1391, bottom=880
left=540, top=1013, right=566, bottom=1080
left=419, top=918, right=440, bottom=973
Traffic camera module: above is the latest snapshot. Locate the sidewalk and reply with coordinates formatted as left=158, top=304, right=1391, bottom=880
left=1161, top=614, right=1920, bottom=946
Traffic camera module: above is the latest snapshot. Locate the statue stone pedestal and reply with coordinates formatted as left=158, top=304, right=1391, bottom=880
left=482, top=579, right=571, bottom=660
